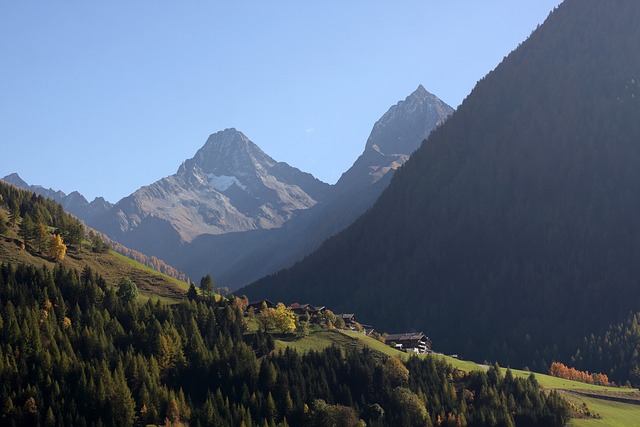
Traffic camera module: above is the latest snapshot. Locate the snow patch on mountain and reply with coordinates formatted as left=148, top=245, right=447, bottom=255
left=207, top=174, right=246, bottom=191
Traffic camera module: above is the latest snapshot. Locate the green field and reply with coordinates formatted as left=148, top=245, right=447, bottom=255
left=274, top=330, right=363, bottom=354
left=110, top=250, right=190, bottom=292
left=565, top=394, right=640, bottom=427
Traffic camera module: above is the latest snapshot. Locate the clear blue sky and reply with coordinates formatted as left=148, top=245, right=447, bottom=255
left=1, top=1, right=562, bottom=203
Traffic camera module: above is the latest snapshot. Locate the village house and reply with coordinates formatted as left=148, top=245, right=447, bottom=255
left=336, top=313, right=358, bottom=330
left=384, top=332, right=432, bottom=354
left=288, top=303, right=325, bottom=317
left=247, top=299, right=275, bottom=313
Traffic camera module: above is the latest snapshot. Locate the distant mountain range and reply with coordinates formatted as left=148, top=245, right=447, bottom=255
left=3, top=85, right=453, bottom=289
left=1, top=173, right=113, bottom=223
left=241, top=0, right=640, bottom=371
left=176, top=85, right=453, bottom=288
left=86, top=128, right=330, bottom=261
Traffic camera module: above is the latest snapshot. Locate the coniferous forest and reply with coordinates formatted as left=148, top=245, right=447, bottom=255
left=0, top=262, right=569, bottom=426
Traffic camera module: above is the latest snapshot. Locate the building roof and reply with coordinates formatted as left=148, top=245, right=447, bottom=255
left=337, top=313, right=355, bottom=320
left=385, top=332, right=429, bottom=342
left=248, top=299, right=275, bottom=308
left=288, top=303, right=325, bottom=313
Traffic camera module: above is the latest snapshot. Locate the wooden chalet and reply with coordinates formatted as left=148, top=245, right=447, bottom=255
left=384, top=332, right=432, bottom=354
left=337, top=313, right=358, bottom=329
left=247, top=299, right=275, bottom=313
left=288, top=303, right=325, bottom=316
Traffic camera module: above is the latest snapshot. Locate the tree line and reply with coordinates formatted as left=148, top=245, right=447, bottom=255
left=0, top=181, right=83, bottom=258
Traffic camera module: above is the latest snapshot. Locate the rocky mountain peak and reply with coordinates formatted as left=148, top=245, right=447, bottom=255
left=334, top=86, right=454, bottom=190
left=178, top=128, right=274, bottom=178
left=1, top=173, right=112, bottom=222
left=365, top=85, right=454, bottom=155
left=94, top=127, right=330, bottom=247
left=2, top=173, right=29, bottom=188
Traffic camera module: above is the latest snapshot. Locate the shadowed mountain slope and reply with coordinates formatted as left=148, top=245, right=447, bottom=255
left=242, top=0, right=640, bottom=369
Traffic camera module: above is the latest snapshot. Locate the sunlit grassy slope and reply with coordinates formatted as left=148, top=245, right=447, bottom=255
left=566, top=395, right=640, bottom=427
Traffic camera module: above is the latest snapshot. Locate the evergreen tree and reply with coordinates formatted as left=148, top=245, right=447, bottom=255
left=19, top=213, right=34, bottom=247
left=187, top=282, right=199, bottom=301
left=116, top=277, right=139, bottom=303
left=33, top=221, right=48, bottom=253
left=200, top=274, right=215, bottom=300
left=8, top=199, right=19, bottom=227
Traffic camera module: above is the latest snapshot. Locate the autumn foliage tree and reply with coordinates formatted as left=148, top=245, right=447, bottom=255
left=258, top=302, right=296, bottom=333
left=549, top=362, right=610, bottom=386
left=47, top=233, right=66, bottom=261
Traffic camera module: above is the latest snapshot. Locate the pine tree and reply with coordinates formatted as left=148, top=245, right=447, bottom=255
left=19, top=213, right=34, bottom=247
left=187, top=283, right=199, bottom=301
left=34, top=221, right=48, bottom=253
left=8, top=200, right=19, bottom=227
left=200, top=274, right=215, bottom=300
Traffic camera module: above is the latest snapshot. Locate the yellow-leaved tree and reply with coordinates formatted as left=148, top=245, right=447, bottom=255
left=48, top=234, right=67, bottom=261
left=258, top=303, right=296, bottom=333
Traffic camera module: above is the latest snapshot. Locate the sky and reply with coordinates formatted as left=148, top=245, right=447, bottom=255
left=1, top=1, right=563, bottom=203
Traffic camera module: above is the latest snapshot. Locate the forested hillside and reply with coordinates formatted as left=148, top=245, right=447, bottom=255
left=0, top=262, right=570, bottom=426
left=242, top=0, right=640, bottom=375
left=572, top=311, right=640, bottom=387
left=0, top=181, right=189, bottom=300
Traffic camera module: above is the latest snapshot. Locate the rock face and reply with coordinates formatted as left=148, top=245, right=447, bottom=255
left=92, top=128, right=330, bottom=254
left=1, top=173, right=113, bottom=223
left=334, top=84, right=453, bottom=193
left=175, top=86, right=453, bottom=288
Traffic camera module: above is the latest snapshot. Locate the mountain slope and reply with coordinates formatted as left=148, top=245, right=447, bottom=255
left=92, top=128, right=330, bottom=256
left=242, top=0, right=640, bottom=370
left=333, top=84, right=453, bottom=193
left=176, top=86, right=453, bottom=288
left=0, top=180, right=188, bottom=301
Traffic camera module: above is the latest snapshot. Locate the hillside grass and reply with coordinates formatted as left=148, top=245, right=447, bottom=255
left=110, top=250, right=190, bottom=292
left=565, top=394, right=640, bottom=427
left=506, top=368, right=637, bottom=393
left=274, top=330, right=363, bottom=354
